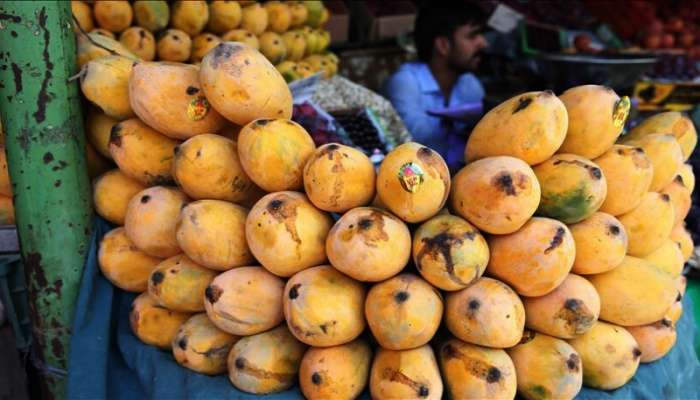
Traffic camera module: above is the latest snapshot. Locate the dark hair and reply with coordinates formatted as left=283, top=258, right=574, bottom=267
left=414, top=2, right=488, bottom=62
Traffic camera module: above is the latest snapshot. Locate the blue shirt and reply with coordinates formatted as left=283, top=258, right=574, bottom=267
left=382, top=62, right=485, bottom=171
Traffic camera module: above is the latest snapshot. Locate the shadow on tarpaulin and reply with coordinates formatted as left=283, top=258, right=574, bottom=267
left=65, top=218, right=700, bottom=399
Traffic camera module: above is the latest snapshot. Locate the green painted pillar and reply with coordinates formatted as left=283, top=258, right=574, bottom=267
left=0, top=2, right=92, bottom=399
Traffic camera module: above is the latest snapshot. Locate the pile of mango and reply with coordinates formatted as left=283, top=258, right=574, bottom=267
left=78, top=24, right=696, bottom=397
left=73, top=0, right=339, bottom=83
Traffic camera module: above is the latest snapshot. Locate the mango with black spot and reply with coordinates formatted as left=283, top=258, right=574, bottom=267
left=124, top=186, right=188, bottom=258
left=99, top=227, right=162, bottom=292
left=148, top=255, right=217, bottom=312
left=534, top=154, right=607, bottom=224
left=621, top=133, right=684, bottom=192
left=670, top=224, right=694, bottom=262
left=130, top=62, right=227, bottom=140
left=677, top=163, right=695, bottom=192
left=133, top=0, right=170, bottom=32
left=445, top=277, right=525, bottom=348
left=487, top=217, right=575, bottom=297
left=507, top=331, right=582, bottom=400
left=191, top=33, right=223, bottom=63
left=365, top=274, right=442, bottom=350
left=326, top=207, right=410, bottom=282
left=129, top=292, right=191, bottom=349
left=282, top=31, right=306, bottom=61
left=109, top=119, right=180, bottom=186
left=626, top=319, right=676, bottom=363
left=588, top=256, right=676, bottom=326
left=80, top=55, right=135, bottom=120
left=119, top=27, right=156, bottom=61
left=626, top=111, right=697, bottom=161
left=665, top=297, right=683, bottom=325
left=466, top=91, right=568, bottom=165
left=299, top=339, right=371, bottom=400
left=156, top=29, right=192, bottom=62
left=377, top=142, right=450, bottom=223
left=172, top=313, right=239, bottom=375
left=523, top=274, right=600, bottom=339
left=85, top=108, right=119, bottom=159
left=77, top=32, right=137, bottom=68
left=221, top=29, right=260, bottom=50
left=451, top=156, right=540, bottom=234
left=593, top=145, right=653, bottom=216
left=172, top=134, right=258, bottom=203
left=439, top=338, right=516, bottom=400
left=567, top=321, right=640, bottom=390
left=170, top=0, right=209, bottom=36
left=617, top=192, right=674, bottom=257
left=661, top=175, right=691, bottom=227
left=246, top=191, right=332, bottom=277
left=227, top=325, right=306, bottom=394
left=90, top=28, right=116, bottom=39
left=259, top=32, right=287, bottom=64
left=94, top=170, right=147, bottom=225
left=303, top=143, right=376, bottom=213
left=370, top=345, right=443, bottom=400
left=284, top=265, right=365, bottom=347
left=204, top=266, right=284, bottom=336
left=568, top=212, right=627, bottom=275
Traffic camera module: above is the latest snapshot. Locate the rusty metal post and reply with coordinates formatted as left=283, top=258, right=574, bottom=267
left=0, top=2, right=92, bottom=398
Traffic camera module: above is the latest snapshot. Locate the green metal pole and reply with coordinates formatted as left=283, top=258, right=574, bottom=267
left=0, top=2, right=92, bottom=399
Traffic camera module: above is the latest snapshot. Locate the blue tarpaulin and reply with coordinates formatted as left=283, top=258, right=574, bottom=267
left=66, top=218, right=700, bottom=399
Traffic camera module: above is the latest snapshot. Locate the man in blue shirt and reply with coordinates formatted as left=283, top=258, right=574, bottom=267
left=383, top=3, right=489, bottom=171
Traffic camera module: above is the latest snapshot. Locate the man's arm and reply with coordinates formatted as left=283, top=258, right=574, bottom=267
left=383, top=71, right=438, bottom=145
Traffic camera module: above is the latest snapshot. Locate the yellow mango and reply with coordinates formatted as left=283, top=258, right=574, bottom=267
left=670, top=223, right=694, bottom=262
left=642, top=239, right=684, bottom=277
left=265, top=1, right=292, bottom=33
left=258, top=32, right=287, bottom=64
left=133, top=0, right=170, bottom=32
left=156, top=29, right=192, bottom=62
left=370, top=345, right=443, bottom=400
left=281, top=31, right=306, bottom=61
left=98, top=227, right=162, bottom=292
left=129, top=292, right=191, bottom=349
left=626, top=111, right=697, bottom=160
left=148, top=255, right=217, bottom=312
left=618, top=192, right=675, bottom=257
left=568, top=212, right=627, bottom=275
left=240, top=3, right=268, bottom=35
left=119, top=27, right=156, bottom=61
left=594, top=144, right=653, bottom=216
left=626, top=319, right=676, bottom=363
left=170, top=0, right=209, bottom=36
left=172, top=313, right=239, bottom=375
left=622, top=133, right=683, bottom=191
left=677, top=163, right=695, bottom=192
left=72, top=1, right=94, bottom=33
left=93, top=169, right=147, bottom=225
left=221, top=29, right=260, bottom=50
left=94, top=0, right=133, bottom=33
left=76, top=32, right=137, bottom=68
left=80, top=55, right=135, bottom=119
left=85, top=108, right=119, bottom=159
left=661, top=175, right=691, bottom=226
left=299, top=339, right=372, bottom=400
left=191, top=33, right=222, bottom=63
left=207, top=1, right=242, bottom=34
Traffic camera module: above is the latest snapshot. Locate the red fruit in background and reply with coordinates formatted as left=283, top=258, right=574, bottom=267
left=680, top=31, right=695, bottom=48
left=574, top=34, right=593, bottom=52
left=648, top=19, right=664, bottom=35
left=666, top=17, right=684, bottom=33
left=644, top=33, right=662, bottom=49
left=689, top=46, right=700, bottom=60
left=662, top=33, right=675, bottom=48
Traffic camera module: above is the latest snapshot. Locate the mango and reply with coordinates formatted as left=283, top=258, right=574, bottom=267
left=326, top=207, right=410, bottom=282
left=670, top=223, right=694, bottom=262
left=305, top=54, right=333, bottom=79
left=588, top=256, right=677, bottom=326
left=617, top=192, right=675, bottom=257
left=568, top=212, right=627, bottom=275
left=204, top=266, right=285, bottom=335
left=246, top=191, right=332, bottom=277
left=642, top=239, right=685, bottom=278
left=534, top=153, right=607, bottom=223
left=622, top=133, right=683, bottom=191
left=567, top=321, right=640, bottom=390
left=412, top=214, right=489, bottom=291
left=124, top=186, right=188, bottom=258
left=282, top=31, right=306, bottom=61
left=523, top=274, right=600, bottom=339
left=299, top=339, right=372, bottom=400
left=450, top=156, right=540, bottom=234
left=80, top=55, right=135, bottom=119
left=289, top=1, right=309, bottom=27
left=129, top=62, right=227, bottom=140
left=259, top=32, right=287, bottom=64
left=72, top=1, right=94, bottom=33
left=466, top=91, right=568, bottom=165
left=594, top=144, right=653, bottom=216
left=85, top=108, right=119, bottom=159
left=94, top=0, right=133, bottom=33
left=172, top=134, right=257, bottom=203
left=148, top=255, right=216, bottom=312
left=191, top=33, right=223, bottom=63
left=93, top=169, right=147, bottom=225
left=487, top=217, right=575, bottom=297
left=90, top=28, right=115, bottom=39
left=284, top=265, right=365, bottom=347
left=445, top=277, right=525, bottom=348
left=304, top=1, right=325, bottom=28
left=200, top=42, right=293, bottom=125
left=170, top=0, right=209, bottom=36
left=370, top=345, right=443, bottom=400
left=119, top=27, right=156, bottom=61
left=665, top=298, right=683, bottom=325
left=129, top=292, right=191, bottom=349
left=133, top=0, right=170, bottom=32
left=303, top=143, right=376, bottom=213
left=85, top=142, right=112, bottom=180
left=677, top=275, right=688, bottom=297
left=296, top=61, right=315, bottom=79
left=0, top=196, right=15, bottom=225
left=156, top=29, right=192, bottom=62
left=221, top=29, right=260, bottom=50
left=227, top=325, right=306, bottom=394
left=661, top=175, right=692, bottom=226
left=377, top=143, right=450, bottom=223
left=439, top=338, right=516, bottom=400
left=626, top=111, right=697, bottom=160
left=365, top=274, right=442, bottom=350
left=240, top=3, right=268, bottom=35
left=300, top=26, right=321, bottom=56
left=263, top=1, right=292, bottom=33
left=677, top=163, right=695, bottom=192
left=626, top=319, right=676, bottom=363
left=176, top=200, right=253, bottom=271
left=558, top=85, right=629, bottom=159
left=76, top=32, right=137, bottom=68
left=98, top=227, right=162, bottom=292
left=237, top=119, right=314, bottom=191
left=0, top=146, right=12, bottom=197
left=109, top=118, right=180, bottom=185
left=207, top=0, right=242, bottom=34
left=172, top=313, right=239, bottom=375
